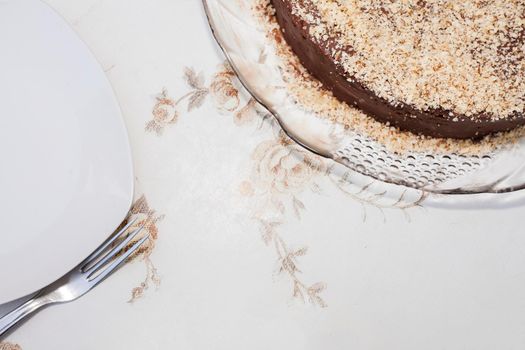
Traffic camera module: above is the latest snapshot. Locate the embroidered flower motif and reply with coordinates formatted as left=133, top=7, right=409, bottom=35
left=146, top=89, right=178, bottom=135
left=126, top=195, right=164, bottom=303
left=0, top=342, right=22, bottom=350
left=210, top=64, right=240, bottom=113
left=252, top=133, right=325, bottom=195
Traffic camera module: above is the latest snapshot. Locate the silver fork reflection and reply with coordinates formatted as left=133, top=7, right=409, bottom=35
left=0, top=218, right=148, bottom=338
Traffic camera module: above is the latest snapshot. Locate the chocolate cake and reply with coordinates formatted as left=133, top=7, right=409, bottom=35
left=271, top=0, right=525, bottom=139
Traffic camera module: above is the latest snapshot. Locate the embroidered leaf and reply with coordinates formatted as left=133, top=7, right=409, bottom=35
left=310, top=182, right=322, bottom=194
left=280, top=256, right=298, bottom=274
left=292, top=196, right=305, bottom=219
left=184, top=67, right=205, bottom=89
left=293, top=280, right=305, bottom=301
left=187, top=89, right=209, bottom=111
left=292, top=247, right=308, bottom=257
left=145, top=120, right=162, bottom=135
left=312, top=295, right=327, bottom=308
left=260, top=220, right=279, bottom=245
left=308, top=282, right=326, bottom=294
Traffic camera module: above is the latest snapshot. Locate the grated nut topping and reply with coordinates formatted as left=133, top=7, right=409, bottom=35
left=288, top=0, right=525, bottom=121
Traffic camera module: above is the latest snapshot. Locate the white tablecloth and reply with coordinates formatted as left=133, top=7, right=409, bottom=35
left=3, top=1, right=525, bottom=349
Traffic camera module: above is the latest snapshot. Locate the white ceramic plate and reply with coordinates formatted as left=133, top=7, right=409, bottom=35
left=0, top=0, right=133, bottom=303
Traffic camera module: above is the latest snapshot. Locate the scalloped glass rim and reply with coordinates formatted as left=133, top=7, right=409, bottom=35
left=203, top=0, right=525, bottom=195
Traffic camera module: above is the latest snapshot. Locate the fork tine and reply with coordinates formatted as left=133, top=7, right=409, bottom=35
left=84, top=225, right=145, bottom=275
left=81, top=217, right=138, bottom=270
left=88, top=234, right=149, bottom=284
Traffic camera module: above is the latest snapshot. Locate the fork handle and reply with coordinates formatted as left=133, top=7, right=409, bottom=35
left=0, top=293, right=48, bottom=338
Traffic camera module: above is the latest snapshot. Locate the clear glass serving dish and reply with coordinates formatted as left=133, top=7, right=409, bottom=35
left=203, top=0, right=525, bottom=195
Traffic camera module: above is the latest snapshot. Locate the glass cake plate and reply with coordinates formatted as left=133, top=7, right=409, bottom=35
left=203, top=0, right=525, bottom=195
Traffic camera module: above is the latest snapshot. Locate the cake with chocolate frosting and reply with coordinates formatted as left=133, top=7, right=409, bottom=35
left=271, top=0, right=525, bottom=139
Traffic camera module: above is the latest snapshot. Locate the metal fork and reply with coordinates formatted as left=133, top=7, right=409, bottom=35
left=0, top=218, right=148, bottom=338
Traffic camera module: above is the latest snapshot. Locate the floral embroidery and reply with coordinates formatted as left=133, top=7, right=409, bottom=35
left=245, top=129, right=328, bottom=306
left=211, top=64, right=263, bottom=124
left=126, top=195, right=164, bottom=303
left=209, top=65, right=240, bottom=113
left=147, top=62, right=426, bottom=307
left=181, top=63, right=330, bottom=306
left=145, top=68, right=208, bottom=135
left=145, top=89, right=179, bottom=135
left=243, top=120, right=425, bottom=306
left=0, top=342, right=22, bottom=350
left=272, top=227, right=327, bottom=307
left=145, top=65, right=259, bottom=134
left=251, top=133, right=325, bottom=198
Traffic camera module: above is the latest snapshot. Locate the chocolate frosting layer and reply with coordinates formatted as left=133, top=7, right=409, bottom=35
left=271, top=0, right=525, bottom=139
